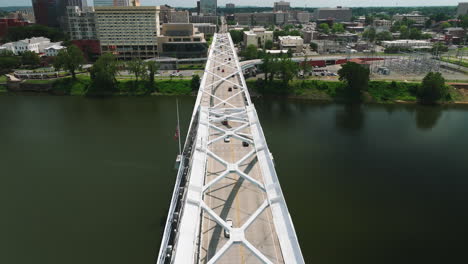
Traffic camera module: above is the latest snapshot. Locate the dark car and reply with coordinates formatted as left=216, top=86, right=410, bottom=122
left=242, top=141, right=249, bottom=147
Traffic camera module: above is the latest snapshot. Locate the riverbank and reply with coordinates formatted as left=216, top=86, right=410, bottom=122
left=3, top=75, right=194, bottom=96
left=246, top=79, right=467, bottom=104
left=3, top=74, right=467, bottom=104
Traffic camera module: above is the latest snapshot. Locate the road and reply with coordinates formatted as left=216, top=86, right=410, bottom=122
left=198, top=34, right=285, bottom=263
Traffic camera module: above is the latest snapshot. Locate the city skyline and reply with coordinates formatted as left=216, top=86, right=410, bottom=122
left=0, top=0, right=465, bottom=8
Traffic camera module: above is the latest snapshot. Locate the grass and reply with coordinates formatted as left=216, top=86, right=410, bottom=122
left=0, top=75, right=7, bottom=83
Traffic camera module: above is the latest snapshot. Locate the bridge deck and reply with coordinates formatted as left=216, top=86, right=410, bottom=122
left=199, top=36, right=284, bottom=264
left=158, top=33, right=304, bottom=264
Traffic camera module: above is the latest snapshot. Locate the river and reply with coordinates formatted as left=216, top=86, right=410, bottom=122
left=1, top=95, right=467, bottom=264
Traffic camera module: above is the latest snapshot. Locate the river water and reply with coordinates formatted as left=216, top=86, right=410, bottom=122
left=1, top=95, right=467, bottom=264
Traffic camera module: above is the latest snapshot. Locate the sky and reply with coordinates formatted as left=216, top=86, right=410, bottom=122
left=0, top=0, right=462, bottom=8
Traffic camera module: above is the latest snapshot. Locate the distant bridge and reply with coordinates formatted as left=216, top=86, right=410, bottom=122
left=157, top=33, right=305, bottom=264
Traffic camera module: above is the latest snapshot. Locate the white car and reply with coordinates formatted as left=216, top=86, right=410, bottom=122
left=224, top=219, right=233, bottom=238
left=224, top=136, right=231, bottom=143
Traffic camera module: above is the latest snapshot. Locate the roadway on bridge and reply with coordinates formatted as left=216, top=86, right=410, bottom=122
left=199, top=35, right=285, bottom=264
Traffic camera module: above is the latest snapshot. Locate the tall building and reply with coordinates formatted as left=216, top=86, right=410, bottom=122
left=66, top=0, right=87, bottom=9
left=67, top=6, right=97, bottom=40
left=32, top=0, right=60, bottom=27
left=94, top=0, right=140, bottom=6
left=273, top=1, right=290, bottom=12
left=95, top=6, right=160, bottom=60
left=314, top=6, right=352, bottom=22
left=200, top=0, right=217, bottom=15
left=456, top=2, right=468, bottom=16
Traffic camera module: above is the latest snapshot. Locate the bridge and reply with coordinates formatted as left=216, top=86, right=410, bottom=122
left=157, top=33, right=304, bottom=264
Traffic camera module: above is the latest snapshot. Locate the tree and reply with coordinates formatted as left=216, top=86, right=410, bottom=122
left=243, top=44, right=258, bottom=60
left=0, top=51, right=20, bottom=73
left=20, top=50, right=40, bottom=67
left=88, top=53, right=119, bottom=96
left=409, top=28, right=422, bottom=39
left=53, top=45, right=85, bottom=79
left=417, top=72, right=447, bottom=104
left=264, top=39, right=273, bottom=50
left=278, top=55, right=298, bottom=89
left=440, top=22, right=451, bottom=29
left=460, top=15, right=468, bottom=29
left=127, top=58, right=146, bottom=84
left=332, top=23, right=345, bottom=33
left=338, top=62, right=370, bottom=100
left=191, top=74, right=201, bottom=91
left=399, top=25, right=409, bottom=39
left=363, top=27, right=376, bottom=42
left=5, top=24, right=67, bottom=42
left=365, top=15, right=374, bottom=26
left=260, top=54, right=272, bottom=82
left=300, top=56, right=312, bottom=78
left=376, top=31, right=393, bottom=41
left=146, top=60, right=160, bottom=91
left=229, top=30, right=243, bottom=44
left=309, top=42, right=318, bottom=52
left=318, top=23, right=330, bottom=34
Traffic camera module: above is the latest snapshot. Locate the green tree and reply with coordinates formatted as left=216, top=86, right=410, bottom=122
left=88, top=53, right=119, bottom=96
left=127, top=58, right=146, bottom=84
left=264, top=39, right=273, bottom=50
left=332, top=23, right=345, bottom=33
left=363, top=27, right=376, bottom=42
left=260, top=54, right=272, bottom=82
left=0, top=51, right=20, bottom=73
left=440, top=22, right=451, bottom=29
left=20, top=50, right=40, bottom=67
left=229, top=30, right=243, bottom=44
left=310, top=42, right=318, bottom=51
left=243, top=44, right=258, bottom=60
left=365, top=15, right=374, bottom=25
left=417, top=72, right=447, bottom=104
left=300, top=56, right=312, bottom=78
left=318, top=23, right=330, bottom=34
left=191, top=74, right=201, bottom=91
left=409, top=28, right=422, bottom=39
left=376, top=31, right=393, bottom=41
left=53, top=45, right=85, bottom=79
left=460, top=15, right=468, bottom=29
left=338, top=62, right=370, bottom=100
left=146, top=60, right=160, bottom=91
left=5, top=24, right=67, bottom=42
left=399, top=25, right=409, bottom=39
left=431, top=43, right=448, bottom=54
left=278, top=55, right=298, bottom=89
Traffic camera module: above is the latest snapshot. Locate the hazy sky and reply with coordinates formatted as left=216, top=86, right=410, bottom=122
left=0, top=0, right=462, bottom=8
